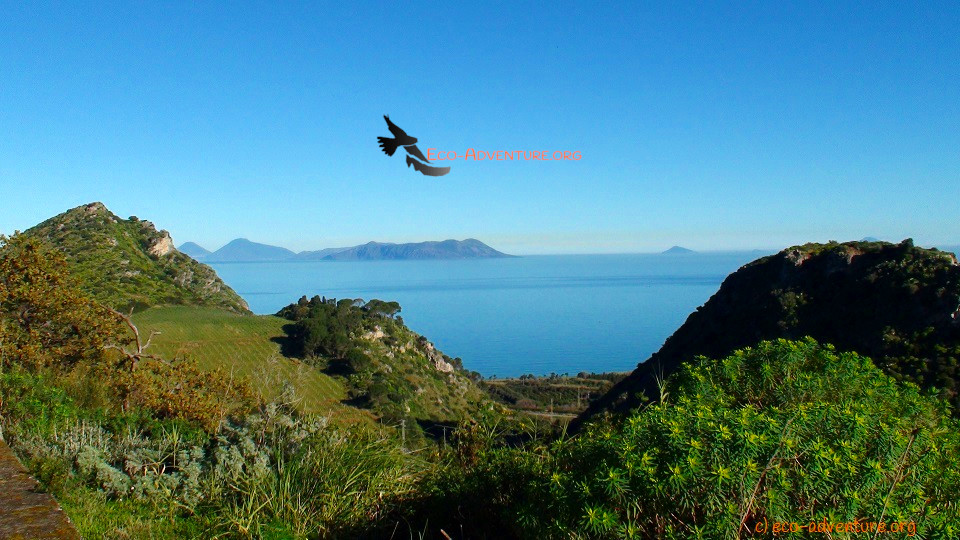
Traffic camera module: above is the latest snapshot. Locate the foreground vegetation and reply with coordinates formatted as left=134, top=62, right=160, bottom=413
left=419, top=339, right=960, bottom=537
left=0, top=233, right=422, bottom=537
left=2, top=368, right=420, bottom=538
left=2, top=232, right=960, bottom=538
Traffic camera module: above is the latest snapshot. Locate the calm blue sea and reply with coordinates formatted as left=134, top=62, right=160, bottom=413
left=209, top=252, right=767, bottom=377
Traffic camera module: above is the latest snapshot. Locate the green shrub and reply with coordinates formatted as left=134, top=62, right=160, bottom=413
left=112, top=357, right=259, bottom=431
left=0, top=368, right=79, bottom=435
left=416, top=339, right=960, bottom=538
left=0, top=233, right=127, bottom=371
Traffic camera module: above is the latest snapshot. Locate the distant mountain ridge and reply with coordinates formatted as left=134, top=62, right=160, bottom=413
left=315, top=239, right=512, bottom=261
left=24, top=202, right=249, bottom=313
left=295, top=246, right=352, bottom=260
left=662, top=245, right=695, bottom=254
left=180, top=238, right=513, bottom=262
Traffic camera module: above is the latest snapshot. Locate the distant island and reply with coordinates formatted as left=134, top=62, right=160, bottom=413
left=202, top=238, right=297, bottom=262
left=178, top=241, right=212, bottom=259
left=182, top=238, right=514, bottom=262
left=661, top=245, right=695, bottom=254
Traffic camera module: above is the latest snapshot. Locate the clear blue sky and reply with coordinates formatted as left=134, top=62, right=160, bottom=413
left=2, top=2, right=958, bottom=254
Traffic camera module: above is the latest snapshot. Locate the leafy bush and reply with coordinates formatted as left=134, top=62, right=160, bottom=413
left=112, top=357, right=258, bottom=431
left=416, top=339, right=960, bottom=538
left=0, top=369, right=78, bottom=436
left=0, top=233, right=127, bottom=371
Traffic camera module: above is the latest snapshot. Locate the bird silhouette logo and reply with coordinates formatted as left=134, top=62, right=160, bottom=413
left=377, top=115, right=451, bottom=177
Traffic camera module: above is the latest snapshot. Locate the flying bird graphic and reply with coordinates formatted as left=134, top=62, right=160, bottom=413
left=406, top=155, right=451, bottom=177
left=377, top=115, right=431, bottom=164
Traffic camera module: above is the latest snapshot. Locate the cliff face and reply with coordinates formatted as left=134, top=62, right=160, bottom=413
left=24, top=202, right=250, bottom=313
left=574, top=239, right=960, bottom=428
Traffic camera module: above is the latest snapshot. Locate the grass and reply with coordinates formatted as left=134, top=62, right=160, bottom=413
left=132, top=306, right=370, bottom=423
left=58, top=486, right=207, bottom=539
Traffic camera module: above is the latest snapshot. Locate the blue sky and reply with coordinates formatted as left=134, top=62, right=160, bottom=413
left=1, top=2, right=958, bottom=254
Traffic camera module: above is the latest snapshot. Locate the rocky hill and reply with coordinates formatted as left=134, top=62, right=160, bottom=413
left=24, top=202, right=249, bottom=313
left=574, top=239, right=960, bottom=428
left=276, top=296, right=494, bottom=431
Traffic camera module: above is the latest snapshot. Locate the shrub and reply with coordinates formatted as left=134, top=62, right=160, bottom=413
left=111, top=357, right=258, bottom=432
left=0, top=233, right=126, bottom=371
left=416, top=339, right=960, bottom=538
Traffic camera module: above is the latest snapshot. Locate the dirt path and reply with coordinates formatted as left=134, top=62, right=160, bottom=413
left=0, top=439, right=80, bottom=539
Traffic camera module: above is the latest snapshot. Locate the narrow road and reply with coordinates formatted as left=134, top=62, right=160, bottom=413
left=0, top=439, right=81, bottom=539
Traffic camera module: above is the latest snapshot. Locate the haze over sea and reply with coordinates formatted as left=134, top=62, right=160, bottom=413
left=210, top=252, right=767, bottom=377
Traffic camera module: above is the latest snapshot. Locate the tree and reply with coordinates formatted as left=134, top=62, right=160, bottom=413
left=363, top=299, right=401, bottom=318
left=0, top=233, right=126, bottom=371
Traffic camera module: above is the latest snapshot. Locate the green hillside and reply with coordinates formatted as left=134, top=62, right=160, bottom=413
left=17, top=203, right=491, bottom=429
left=132, top=306, right=367, bottom=422
left=24, top=202, right=249, bottom=313
left=576, top=239, right=960, bottom=428
left=276, top=296, right=496, bottom=427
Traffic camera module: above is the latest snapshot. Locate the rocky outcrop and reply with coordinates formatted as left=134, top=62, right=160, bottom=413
left=423, top=341, right=455, bottom=373
left=148, top=231, right=175, bottom=257
left=573, top=239, right=960, bottom=429
left=363, top=326, right=387, bottom=340
left=83, top=201, right=106, bottom=215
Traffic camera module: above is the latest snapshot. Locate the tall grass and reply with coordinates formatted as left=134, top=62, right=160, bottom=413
left=210, top=415, right=423, bottom=537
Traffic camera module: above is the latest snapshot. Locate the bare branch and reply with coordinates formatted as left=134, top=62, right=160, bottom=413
left=142, top=330, right=161, bottom=354
left=105, top=308, right=166, bottom=369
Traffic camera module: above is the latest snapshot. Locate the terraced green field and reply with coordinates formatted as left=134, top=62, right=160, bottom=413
left=132, top=306, right=369, bottom=422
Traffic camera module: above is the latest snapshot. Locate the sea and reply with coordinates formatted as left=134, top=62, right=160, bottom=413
left=209, top=252, right=769, bottom=377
